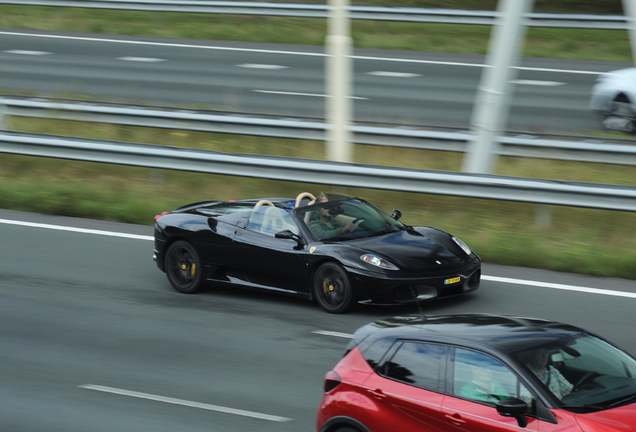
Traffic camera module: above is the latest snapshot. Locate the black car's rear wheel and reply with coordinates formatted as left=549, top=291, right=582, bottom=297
left=165, top=240, right=203, bottom=294
left=313, top=262, right=354, bottom=314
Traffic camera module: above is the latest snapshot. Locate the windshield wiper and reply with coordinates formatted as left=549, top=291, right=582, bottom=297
left=563, top=393, right=636, bottom=411
left=603, top=393, right=636, bottom=409
left=561, top=403, right=607, bottom=411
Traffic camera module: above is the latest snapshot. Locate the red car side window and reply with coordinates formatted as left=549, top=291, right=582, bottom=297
left=382, top=342, right=448, bottom=392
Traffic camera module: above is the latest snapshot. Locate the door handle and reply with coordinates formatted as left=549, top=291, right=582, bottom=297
left=367, top=389, right=386, bottom=399
left=445, top=413, right=466, bottom=425
left=234, top=230, right=242, bottom=236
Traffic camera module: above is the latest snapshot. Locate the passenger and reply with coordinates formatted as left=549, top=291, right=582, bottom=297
left=525, top=349, right=573, bottom=399
left=460, top=365, right=510, bottom=404
left=309, top=192, right=356, bottom=239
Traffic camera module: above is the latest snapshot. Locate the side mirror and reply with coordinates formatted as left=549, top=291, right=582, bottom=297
left=391, top=209, right=402, bottom=220
left=496, top=398, right=528, bottom=428
left=275, top=230, right=305, bottom=248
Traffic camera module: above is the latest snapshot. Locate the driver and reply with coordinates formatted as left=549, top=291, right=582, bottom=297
left=309, top=192, right=357, bottom=239
left=525, top=349, right=573, bottom=399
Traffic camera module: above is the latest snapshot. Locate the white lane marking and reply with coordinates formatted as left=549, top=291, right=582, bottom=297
left=117, top=56, right=166, bottom=62
left=312, top=330, right=354, bottom=339
left=0, top=31, right=324, bottom=57
left=367, top=71, right=421, bottom=78
left=79, top=385, right=292, bottom=422
left=0, top=218, right=153, bottom=241
left=254, top=90, right=368, bottom=100
left=511, top=79, right=565, bottom=86
left=0, top=31, right=606, bottom=76
left=2, top=218, right=634, bottom=300
left=354, top=55, right=604, bottom=75
left=4, top=50, right=51, bottom=55
left=514, top=66, right=601, bottom=75
left=237, top=63, right=288, bottom=69
left=482, top=275, right=636, bottom=299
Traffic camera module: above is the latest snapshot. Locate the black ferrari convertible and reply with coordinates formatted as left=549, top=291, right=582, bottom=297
left=153, top=192, right=481, bottom=313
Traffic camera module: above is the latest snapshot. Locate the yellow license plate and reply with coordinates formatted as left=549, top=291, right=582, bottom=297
left=444, top=276, right=461, bottom=285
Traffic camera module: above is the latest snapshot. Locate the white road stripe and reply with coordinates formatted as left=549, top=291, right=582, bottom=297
left=354, top=55, right=604, bottom=75
left=0, top=218, right=153, bottom=241
left=312, top=330, right=354, bottom=339
left=482, top=275, right=636, bottom=299
left=514, top=66, right=601, bottom=75
left=117, top=56, right=165, bottom=62
left=254, top=90, right=368, bottom=100
left=1, top=218, right=633, bottom=299
left=0, top=31, right=325, bottom=57
left=237, top=63, right=288, bottom=69
left=4, top=50, right=51, bottom=55
left=511, top=79, right=565, bottom=86
left=0, top=31, right=607, bottom=76
left=79, top=385, right=292, bottom=422
left=367, top=71, right=421, bottom=78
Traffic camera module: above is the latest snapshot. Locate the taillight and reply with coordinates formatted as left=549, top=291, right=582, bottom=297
left=323, top=370, right=341, bottom=392
left=154, top=212, right=169, bottom=222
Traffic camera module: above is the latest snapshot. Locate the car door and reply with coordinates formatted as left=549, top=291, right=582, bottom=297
left=233, top=206, right=310, bottom=291
left=357, top=341, right=450, bottom=432
left=442, top=348, right=543, bottom=432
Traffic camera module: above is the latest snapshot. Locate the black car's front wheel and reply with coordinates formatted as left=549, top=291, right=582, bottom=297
left=313, top=262, right=354, bottom=314
left=165, top=240, right=203, bottom=294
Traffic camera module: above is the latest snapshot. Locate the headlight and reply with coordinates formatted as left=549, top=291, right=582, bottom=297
left=452, top=236, right=472, bottom=255
left=360, top=254, right=399, bottom=270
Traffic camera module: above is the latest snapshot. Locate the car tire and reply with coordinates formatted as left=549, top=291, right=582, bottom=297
left=313, top=262, right=354, bottom=314
left=606, top=94, right=636, bottom=133
left=165, top=240, right=203, bottom=294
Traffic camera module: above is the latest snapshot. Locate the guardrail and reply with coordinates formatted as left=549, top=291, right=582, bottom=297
left=0, top=1, right=630, bottom=30
left=3, top=97, right=635, bottom=166
left=1, top=130, right=635, bottom=212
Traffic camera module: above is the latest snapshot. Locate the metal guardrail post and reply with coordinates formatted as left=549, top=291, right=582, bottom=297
left=0, top=99, right=8, bottom=130
left=462, top=0, right=534, bottom=174
left=326, top=0, right=353, bottom=163
left=623, top=0, right=636, bottom=66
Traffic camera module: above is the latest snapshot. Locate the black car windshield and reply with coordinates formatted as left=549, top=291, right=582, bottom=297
left=295, top=198, right=404, bottom=241
left=513, top=334, right=636, bottom=411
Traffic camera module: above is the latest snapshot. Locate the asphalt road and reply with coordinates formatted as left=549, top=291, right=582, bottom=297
left=0, top=30, right=631, bottom=134
left=1, top=209, right=635, bottom=431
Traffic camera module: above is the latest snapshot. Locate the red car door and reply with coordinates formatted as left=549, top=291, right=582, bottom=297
left=442, top=347, right=550, bottom=432
left=442, top=397, right=541, bottom=432
left=355, top=341, right=450, bottom=432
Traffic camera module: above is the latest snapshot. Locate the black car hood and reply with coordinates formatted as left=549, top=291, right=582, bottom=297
left=345, top=227, right=470, bottom=272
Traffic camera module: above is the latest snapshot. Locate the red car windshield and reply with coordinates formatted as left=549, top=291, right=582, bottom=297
left=513, top=334, right=636, bottom=410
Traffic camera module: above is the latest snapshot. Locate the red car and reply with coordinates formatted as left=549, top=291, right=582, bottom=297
left=316, top=314, right=636, bottom=432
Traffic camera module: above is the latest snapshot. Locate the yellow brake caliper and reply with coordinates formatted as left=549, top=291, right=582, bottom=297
left=181, top=263, right=196, bottom=277
left=323, top=280, right=334, bottom=293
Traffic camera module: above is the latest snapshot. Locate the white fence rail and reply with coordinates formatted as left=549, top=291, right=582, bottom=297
left=0, top=1, right=630, bottom=29
left=3, top=97, right=635, bottom=166
left=1, top=130, right=635, bottom=212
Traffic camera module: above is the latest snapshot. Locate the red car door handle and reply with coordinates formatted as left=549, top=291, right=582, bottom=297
left=445, top=414, right=466, bottom=425
left=367, top=389, right=386, bottom=399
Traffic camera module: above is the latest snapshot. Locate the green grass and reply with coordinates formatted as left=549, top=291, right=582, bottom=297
left=2, top=118, right=635, bottom=280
